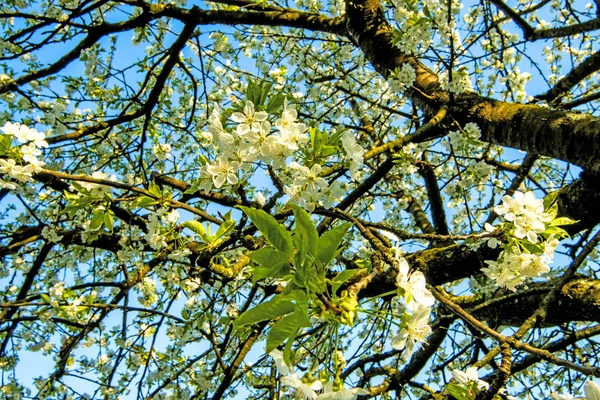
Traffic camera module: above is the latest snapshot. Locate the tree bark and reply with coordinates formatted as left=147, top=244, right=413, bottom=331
left=343, top=0, right=600, bottom=173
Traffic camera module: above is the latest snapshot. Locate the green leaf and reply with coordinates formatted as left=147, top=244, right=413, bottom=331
left=279, top=290, right=309, bottom=304
left=321, top=144, right=337, bottom=158
left=148, top=181, right=162, bottom=198
left=283, top=333, right=295, bottom=366
left=266, top=314, right=299, bottom=353
left=71, top=182, right=88, bottom=194
left=183, top=184, right=199, bottom=195
left=0, top=134, right=11, bottom=155
left=305, top=266, right=327, bottom=294
left=213, top=219, right=236, bottom=242
left=239, top=206, right=293, bottom=255
left=249, top=247, right=289, bottom=268
left=246, top=80, right=258, bottom=105
left=40, top=294, right=52, bottom=304
left=291, top=204, right=318, bottom=260
left=317, top=223, right=351, bottom=267
left=331, top=269, right=361, bottom=295
left=258, top=81, right=272, bottom=106
left=543, top=225, right=569, bottom=238
left=131, top=195, right=157, bottom=209
left=519, top=241, right=542, bottom=255
left=355, top=257, right=372, bottom=271
left=327, top=128, right=345, bottom=146
left=546, top=201, right=559, bottom=220
left=63, top=191, right=79, bottom=202
left=183, top=220, right=210, bottom=242
left=423, top=5, right=432, bottom=18
left=247, top=80, right=272, bottom=106
left=221, top=107, right=236, bottom=126
left=252, top=263, right=290, bottom=283
left=266, top=93, right=285, bottom=114
left=446, top=383, right=474, bottom=400
left=249, top=247, right=290, bottom=282
left=544, top=190, right=560, bottom=210
left=265, top=309, right=311, bottom=353
left=90, top=211, right=105, bottom=230
left=234, top=296, right=295, bottom=328
left=550, top=217, right=578, bottom=226
left=103, top=212, right=114, bottom=231
left=293, top=263, right=326, bottom=294
left=312, top=127, right=324, bottom=154
left=293, top=304, right=311, bottom=327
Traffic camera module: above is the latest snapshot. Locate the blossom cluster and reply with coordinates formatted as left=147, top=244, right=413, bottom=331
left=452, top=367, right=489, bottom=392
left=341, top=132, right=365, bottom=180
left=387, top=64, right=417, bottom=92
left=284, top=162, right=348, bottom=211
left=449, top=367, right=518, bottom=400
left=440, top=66, right=474, bottom=94
left=391, top=3, right=434, bottom=54
left=145, top=207, right=179, bottom=250
left=390, top=0, right=474, bottom=94
left=204, top=100, right=308, bottom=188
left=77, top=171, right=117, bottom=197
left=200, top=100, right=361, bottom=211
left=137, top=276, right=159, bottom=308
left=0, top=121, right=48, bottom=189
left=445, top=122, right=481, bottom=150
left=2, top=121, right=48, bottom=150
left=494, top=191, right=552, bottom=244
left=391, top=251, right=435, bottom=359
left=269, top=350, right=368, bottom=400
left=152, top=142, right=172, bottom=160
left=482, top=191, right=561, bottom=291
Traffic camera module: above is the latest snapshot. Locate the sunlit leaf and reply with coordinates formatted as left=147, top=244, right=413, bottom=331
left=239, top=206, right=293, bottom=255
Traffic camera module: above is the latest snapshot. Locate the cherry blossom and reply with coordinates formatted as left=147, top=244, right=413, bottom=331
left=206, top=157, right=240, bottom=188
left=230, top=101, right=269, bottom=135
left=391, top=304, right=432, bottom=359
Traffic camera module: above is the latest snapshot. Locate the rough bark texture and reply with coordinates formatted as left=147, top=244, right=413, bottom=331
left=456, top=97, right=600, bottom=174
left=343, top=0, right=600, bottom=173
left=557, top=171, right=600, bottom=233
left=468, top=278, right=600, bottom=327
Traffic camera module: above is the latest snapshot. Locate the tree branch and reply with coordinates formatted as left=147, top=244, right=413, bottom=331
left=344, top=0, right=600, bottom=174
left=537, top=50, right=600, bottom=103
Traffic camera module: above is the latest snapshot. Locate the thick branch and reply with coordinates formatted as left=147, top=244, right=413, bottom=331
left=132, top=1, right=345, bottom=35
left=531, top=18, right=600, bottom=40
left=344, top=0, right=600, bottom=173
left=356, top=173, right=600, bottom=313
left=462, top=278, right=600, bottom=327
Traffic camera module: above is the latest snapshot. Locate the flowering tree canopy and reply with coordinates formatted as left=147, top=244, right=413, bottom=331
left=2, top=0, right=600, bottom=398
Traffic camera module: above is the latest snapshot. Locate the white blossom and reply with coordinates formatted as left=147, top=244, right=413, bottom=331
left=268, top=349, right=290, bottom=375
left=0, top=158, right=35, bottom=182
left=451, top=367, right=489, bottom=391
left=152, top=143, right=171, bottom=159
left=396, top=257, right=435, bottom=310
left=230, top=101, right=268, bottom=135
left=391, top=303, right=432, bottom=359
left=388, top=63, right=416, bottom=91
left=586, top=381, right=600, bottom=400
left=1, top=121, right=48, bottom=148
left=281, top=373, right=322, bottom=400
left=551, top=380, right=600, bottom=400
left=317, top=381, right=368, bottom=399
left=206, top=157, right=240, bottom=188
